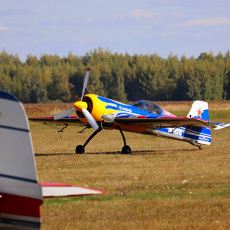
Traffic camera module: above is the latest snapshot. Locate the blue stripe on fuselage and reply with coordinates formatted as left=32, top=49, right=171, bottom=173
left=97, top=96, right=173, bottom=118
left=0, top=173, right=38, bottom=184
left=98, top=96, right=151, bottom=116
left=158, top=126, right=211, bottom=143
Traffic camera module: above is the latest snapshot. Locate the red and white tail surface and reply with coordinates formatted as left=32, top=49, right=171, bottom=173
left=40, top=183, right=106, bottom=198
left=0, top=91, right=43, bottom=229
left=0, top=91, right=106, bottom=230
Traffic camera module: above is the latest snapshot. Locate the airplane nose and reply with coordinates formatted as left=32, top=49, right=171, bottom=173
left=74, top=101, right=88, bottom=112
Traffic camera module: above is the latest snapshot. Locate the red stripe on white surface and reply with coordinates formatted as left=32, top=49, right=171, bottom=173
left=29, top=116, right=53, bottom=119
left=29, top=116, right=78, bottom=120
left=69, top=115, right=78, bottom=118
left=39, top=182, right=106, bottom=197
left=162, top=109, right=176, bottom=117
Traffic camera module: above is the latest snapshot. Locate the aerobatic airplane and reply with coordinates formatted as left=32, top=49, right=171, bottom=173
left=29, top=68, right=230, bottom=154
left=0, top=90, right=106, bottom=229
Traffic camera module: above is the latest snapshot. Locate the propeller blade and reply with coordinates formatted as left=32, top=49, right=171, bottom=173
left=53, top=68, right=90, bottom=121
left=81, top=68, right=90, bottom=101
left=53, top=107, right=76, bottom=121
left=82, top=108, right=99, bottom=131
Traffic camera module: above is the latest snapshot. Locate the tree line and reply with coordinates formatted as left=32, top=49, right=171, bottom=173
left=0, top=47, right=230, bottom=103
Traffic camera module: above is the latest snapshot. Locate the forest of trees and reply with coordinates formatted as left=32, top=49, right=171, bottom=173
left=1, top=47, right=230, bottom=103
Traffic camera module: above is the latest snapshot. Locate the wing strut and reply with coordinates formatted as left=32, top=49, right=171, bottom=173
left=44, top=123, right=69, bottom=138
left=57, top=124, right=69, bottom=138
left=78, top=125, right=90, bottom=133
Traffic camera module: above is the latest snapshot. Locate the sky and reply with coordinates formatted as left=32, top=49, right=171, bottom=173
left=1, top=0, right=230, bottom=62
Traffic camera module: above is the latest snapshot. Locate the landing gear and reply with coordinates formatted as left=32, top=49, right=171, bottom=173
left=76, top=145, right=85, bottom=154
left=189, top=140, right=203, bottom=150
left=118, top=126, right=131, bottom=154
left=75, top=125, right=102, bottom=154
left=75, top=124, right=131, bottom=154
left=121, top=145, right=131, bottom=154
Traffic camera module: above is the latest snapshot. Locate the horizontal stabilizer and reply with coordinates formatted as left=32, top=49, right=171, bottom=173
left=211, top=122, right=230, bottom=130
left=29, top=116, right=84, bottom=127
left=40, top=182, right=106, bottom=197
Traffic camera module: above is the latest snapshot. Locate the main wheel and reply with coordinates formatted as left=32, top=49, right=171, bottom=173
left=121, top=145, right=131, bottom=154
left=76, top=145, right=85, bottom=154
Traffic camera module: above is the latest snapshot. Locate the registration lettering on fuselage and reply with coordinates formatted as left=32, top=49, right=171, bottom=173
left=168, top=128, right=183, bottom=136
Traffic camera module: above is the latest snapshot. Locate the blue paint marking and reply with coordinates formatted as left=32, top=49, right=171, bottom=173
left=0, top=173, right=38, bottom=184
left=0, top=125, right=29, bottom=133
left=192, top=109, right=209, bottom=121
left=105, top=105, right=119, bottom=110
left=0, top=90, right=19, bottom=102
left=184, top=130, right=211, bottom=142
left=145, top=114, right=160, bottom=118
left=97, top=96, right=110, bottom=103
left=184, top=128, right=211, bottom=138
left=211, top=122, right=228, bottom=127
left=158, top=128, right=168, bottom=133
left=98, top=96, right=158, bottom=116
left=159, top=126, right=211, bottom=143
left=116, top=113, right=132, bottom=118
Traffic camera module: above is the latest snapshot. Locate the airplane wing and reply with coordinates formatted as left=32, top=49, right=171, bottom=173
left=114, top=116, right=213, bottom=128
left=29, top=115, right=85, bottom=127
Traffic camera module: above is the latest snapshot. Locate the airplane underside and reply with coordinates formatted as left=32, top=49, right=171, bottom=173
left=145, top=127, right=211, bottom=150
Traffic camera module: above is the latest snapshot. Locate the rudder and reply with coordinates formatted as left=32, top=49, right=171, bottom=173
left=187, top=100, right=209, bottom=121
left=186, top=100, right=211, bottom=146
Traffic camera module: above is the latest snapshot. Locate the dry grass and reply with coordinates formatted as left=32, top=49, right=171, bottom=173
left=24, top=103, right=72, bottom=115
left=29, top=108, right=230, bottom=230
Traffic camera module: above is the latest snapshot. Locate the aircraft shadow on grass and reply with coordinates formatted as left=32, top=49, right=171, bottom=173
left=35, top=148, right=197, bottom=157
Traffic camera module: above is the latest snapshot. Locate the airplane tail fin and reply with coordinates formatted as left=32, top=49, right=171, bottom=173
left=0, top=91, right=43, bottom=229
left=186, top=101, right=211, bottom=146
left=187, top=100, right=209, bottom=121
left=187, top=100, right=230, bottom=130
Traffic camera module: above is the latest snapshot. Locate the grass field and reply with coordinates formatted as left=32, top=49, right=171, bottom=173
left=29, top=103, right=230, bottom=230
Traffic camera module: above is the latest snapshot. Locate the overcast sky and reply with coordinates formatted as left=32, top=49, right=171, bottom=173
left=1, top=0, right=230, bottom=61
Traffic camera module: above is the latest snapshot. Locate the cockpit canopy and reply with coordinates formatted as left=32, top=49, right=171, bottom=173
left=130, top=100, right=162, bottom=115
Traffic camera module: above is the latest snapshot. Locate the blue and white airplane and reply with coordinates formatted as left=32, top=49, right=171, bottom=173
left=29, top=68, right=230, bottom=154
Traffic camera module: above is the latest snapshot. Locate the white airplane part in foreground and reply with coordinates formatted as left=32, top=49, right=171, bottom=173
left=0, top=90, right=106, bottom=230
